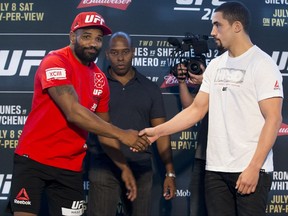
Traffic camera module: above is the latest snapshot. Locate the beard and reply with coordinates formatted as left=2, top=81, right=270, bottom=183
left=74, top=41, right=101, bottom=63
left=214, top=39, right=225, bottom=54
left=217, top=44, right=226, bottom=55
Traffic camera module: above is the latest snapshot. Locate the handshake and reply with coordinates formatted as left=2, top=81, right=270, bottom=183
left=121, top=128, right=158, bottom=152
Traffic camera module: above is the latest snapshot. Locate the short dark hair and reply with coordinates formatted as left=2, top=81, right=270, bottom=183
left=215, top=1, right=250, bottom=33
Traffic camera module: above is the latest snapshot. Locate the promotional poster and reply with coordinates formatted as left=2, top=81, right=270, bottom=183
left=0, top=0, right=287, bottom=215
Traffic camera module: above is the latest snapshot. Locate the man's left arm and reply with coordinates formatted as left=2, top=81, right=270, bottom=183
left=236, top=97, right=283, bottom=195
left=151, top=118, right=176, bottom=200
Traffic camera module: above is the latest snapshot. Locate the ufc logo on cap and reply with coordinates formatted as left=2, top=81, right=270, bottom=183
left=84, top=15, right=104, bottom=25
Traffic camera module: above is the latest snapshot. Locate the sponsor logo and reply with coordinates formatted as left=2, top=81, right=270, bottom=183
left=0, top=50, right=46, bottom=76
left=46, top=67, right=67, bottom=81
left=61, top=200, right=85, bottom=216
left=176, top=0, right=225, bottom=6
left=272, top=51, right=288, bottom=72
left=160, top=73, right=197, bottom=88
left=274, top=80, right=280, bottom=90
left=93, top=89, right=103, bottom=96
left=160, top=74, right=180, bottom=88
left=176, top=189, right=191, bottom=197
left=0, top=174, right=12, bottom=200
left=94, top=73, right=105, bottom=88
left=174, top=0, right=226, bottom=20
left=77, top=0, right=132, bottom=10
left=278, top=123, right=288, bottom=136
left=214, top=68, right=244, bottom=87
left=14, top=188, right=31, bottom=205
left=1, top=49, right=286, bottom=78
left=83, top=14, right=104, bottom=26
left=71, top=200, right=85, bottom=210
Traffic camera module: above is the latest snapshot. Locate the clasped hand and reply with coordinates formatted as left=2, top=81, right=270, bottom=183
left=121, top=129, right=151, bottom=152
left=129, top=127, right=159, bottom=152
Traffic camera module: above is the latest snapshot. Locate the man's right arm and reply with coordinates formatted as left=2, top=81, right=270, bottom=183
left=47, top=84, right=149, bottom=151
left=139, top=91, right=209, bottom=143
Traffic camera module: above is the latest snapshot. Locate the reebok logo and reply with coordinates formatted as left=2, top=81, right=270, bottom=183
left=14, top=188, right=31, bottom=205
left=274, top=80, right=280, bottom=90
left=16, top=188, right=29, bottom=200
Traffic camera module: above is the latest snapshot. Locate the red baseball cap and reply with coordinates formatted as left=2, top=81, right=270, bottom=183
left=71, top=12, right=112, bottom=35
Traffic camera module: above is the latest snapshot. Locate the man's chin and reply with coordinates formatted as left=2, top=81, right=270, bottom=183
left=114, top=69, right=128, bottom=76
left=214, top=41, right=224, bottom=52
left=85, top=54, right=98, bottom=62
left=214, top=39, right=220, bottom=46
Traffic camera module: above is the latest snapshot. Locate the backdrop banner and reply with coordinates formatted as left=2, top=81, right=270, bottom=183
left=0, top=0, right=287, bottom=215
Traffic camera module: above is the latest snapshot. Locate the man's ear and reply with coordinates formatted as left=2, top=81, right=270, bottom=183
left=234, top=21, right=243, bottom=33
left=69, top=31, right=76, bottom=44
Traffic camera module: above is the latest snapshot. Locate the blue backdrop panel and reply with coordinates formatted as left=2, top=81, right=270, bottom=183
left=0, top=0, right=287, bottom=215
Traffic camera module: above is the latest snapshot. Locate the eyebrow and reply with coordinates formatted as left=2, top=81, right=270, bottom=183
left=82, top=32, right=92, bottom=35
left=110, top=48, right=130, bottom=51
left=81, top=31, right=103, bottom=37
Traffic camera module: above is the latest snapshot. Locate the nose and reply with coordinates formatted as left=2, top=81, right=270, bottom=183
left=210, top=26, right=216, bottom=37
left=117, top=53, right=124, bottom=61
left=89, top=38, right=102, bottom=47
left=90, top=40, right=98, bottom=47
